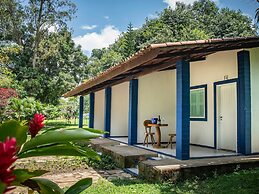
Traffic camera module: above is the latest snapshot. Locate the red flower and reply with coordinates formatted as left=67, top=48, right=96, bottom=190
left=29, top=113, right=45, bottom=138
left=0, top=137, right=17, bottom=193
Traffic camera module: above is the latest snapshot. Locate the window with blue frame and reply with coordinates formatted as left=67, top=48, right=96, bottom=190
left=190, top=85, right=207, bottom=121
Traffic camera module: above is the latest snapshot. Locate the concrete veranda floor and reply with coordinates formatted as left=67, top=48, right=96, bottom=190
left=92, top=137, right=259, bottom=182
left=110, top=137, right=236, bottom=158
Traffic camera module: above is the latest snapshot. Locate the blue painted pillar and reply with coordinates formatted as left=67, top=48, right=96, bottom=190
left=128, top=79, right=138, bottom=145
left=104, top=87, right=112, bottom=138
left=89, top=92, right=95, bottom=128
left=176, top=59, right=190, bottom=160
left=237, top=50, right=251, bottom=155
left=79, top=96, right=84, bottom=128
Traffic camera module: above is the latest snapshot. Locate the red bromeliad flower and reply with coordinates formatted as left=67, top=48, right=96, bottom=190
left=29, top=113, right=45, bottom=138
left=0, top=137, right=17, bottom=193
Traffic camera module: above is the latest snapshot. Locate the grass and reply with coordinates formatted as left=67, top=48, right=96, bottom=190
left=42, top=119, right=259, bottom=193
left=83, top=168, right=259, bottom=194
left=45, top=118, right=89, bottom=128
left=88, top=154, right=117, bottom=170
left=16, top=156, right=89, bottom=174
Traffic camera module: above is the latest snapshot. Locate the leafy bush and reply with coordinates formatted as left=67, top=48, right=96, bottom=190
left=42, top=104, right=61, bottom=120
left=3, top=97, right=45, bottom=121
left=59, top=97, right=79, bottom=123
left=88, top=154, right=117, bottom=170
left=2, top=97, right=61, bottom=121
left=0, top=88, right=18, bottom=121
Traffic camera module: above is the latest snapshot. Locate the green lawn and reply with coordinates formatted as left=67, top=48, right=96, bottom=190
left=83, top=168, right=259, bottom=194
left=45, top=118, right=89, bottom=128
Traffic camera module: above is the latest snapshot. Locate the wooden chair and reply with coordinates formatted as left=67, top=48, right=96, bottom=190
left=143, top=120, right=155, bottom=147
left=166, top=133, right=176, bottom=149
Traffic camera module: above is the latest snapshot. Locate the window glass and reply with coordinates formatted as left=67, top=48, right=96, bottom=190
left=190, top=88, right=205, bottom=118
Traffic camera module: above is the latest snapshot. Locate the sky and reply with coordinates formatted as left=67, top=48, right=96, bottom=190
left=69, top=0, right=259, bottom=55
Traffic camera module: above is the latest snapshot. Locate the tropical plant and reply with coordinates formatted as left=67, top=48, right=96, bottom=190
left=3, top=97, right=45, bottom=121
left=42, top=104, right=61, bottom=120
left=0, top=114, right=102, bottom=193
left=59, top=97, right=79, bottom=123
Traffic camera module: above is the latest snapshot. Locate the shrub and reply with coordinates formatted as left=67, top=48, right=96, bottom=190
left=88, top=154, right=117, bottom=170
left=2, top=97, right=61, bottom=121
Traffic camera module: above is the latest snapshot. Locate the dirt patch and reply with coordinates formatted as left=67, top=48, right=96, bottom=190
left=12, top=156, right=133, bottom=193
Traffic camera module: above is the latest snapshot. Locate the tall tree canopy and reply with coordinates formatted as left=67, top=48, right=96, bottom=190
left=88, top=0, right=257, bottom=77
left=0, top=0, right=258, bottom=106
left=0, top=0, right=87, bottom=105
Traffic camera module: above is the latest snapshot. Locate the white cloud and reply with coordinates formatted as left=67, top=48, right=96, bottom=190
left=73, top=25, right=121, bottom=55
left=48, top=26, right=56, bottom=33
left=81, top=25, right=97, bottom=30
left=163, top=0, right=218, bottom=9
left=148, top=13, right=159, bottom=19
left=46, top=24, right=58, bottom=33
left=104, top=16, right=110, bottom=20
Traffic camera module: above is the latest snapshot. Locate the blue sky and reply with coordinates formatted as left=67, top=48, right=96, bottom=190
left=69, top=0, right=258, bottom=55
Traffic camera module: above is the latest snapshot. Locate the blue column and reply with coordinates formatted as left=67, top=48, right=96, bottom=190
left=128, top=79, right=138, bottom=145
left=89, top=92, right=95, bottom=128
left=237, top=50, right=251, bottom=155
left=79, top=96, right=84, bottom=128
left=104, top=87, right=112, bottom=138
left=176, top=59, right=190, bottom=160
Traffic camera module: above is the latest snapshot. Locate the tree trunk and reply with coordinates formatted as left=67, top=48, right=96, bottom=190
left=32, top=0, right=45, bottom=68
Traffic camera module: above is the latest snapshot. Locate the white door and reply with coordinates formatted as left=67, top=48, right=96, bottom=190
left=217, top=82, right=237, bottom=151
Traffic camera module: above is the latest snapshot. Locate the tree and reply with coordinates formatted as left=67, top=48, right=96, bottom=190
left=0, top=0, right=25, bottom=45
left=88, top=0, right=257, bottom=78
left=15, top=29, right=88, bottom=105
left=123, top=23, right=136, bottom=57
left=0, top=1, right=83, bottom=105
left=88, top=48, right=123, bottom=78
left=256, top=0, right=259, bottom=23
left=24, top=0, right=76, bottom=68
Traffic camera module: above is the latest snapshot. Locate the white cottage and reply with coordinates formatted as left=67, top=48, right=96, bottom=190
left=64, top=37, right=259, bottom=160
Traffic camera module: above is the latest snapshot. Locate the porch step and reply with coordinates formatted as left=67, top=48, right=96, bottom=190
left=148, top=157, right=163, bottom=160
left=90, top=138, right=158, bottom=168
left=90, top=137, right=120, bottom=151
left=138, top=155, right=259, bottom=182
left=124, top=167, right=139, bottom=177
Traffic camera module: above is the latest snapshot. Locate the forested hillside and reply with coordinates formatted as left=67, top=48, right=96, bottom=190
left=88, top=0, right=257, bottom=78
left=0, top=0, right=258, bottom=119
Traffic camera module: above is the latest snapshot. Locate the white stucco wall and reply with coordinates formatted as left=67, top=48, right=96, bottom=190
left=190, top=50, right=239, bottom=147
left=250, top=47, right=259, bottom=153
left=94, top=90, right=105, bottom=130
left=110, top=82, right=129, bottom=136
left=137, top=70, right=176, bottom=143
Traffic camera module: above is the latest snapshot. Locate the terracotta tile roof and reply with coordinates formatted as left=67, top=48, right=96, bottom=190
left=64, top=36, right=259, bottom=97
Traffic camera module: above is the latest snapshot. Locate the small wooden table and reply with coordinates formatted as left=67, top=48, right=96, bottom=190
left=147, top=123, right=168, bottom=148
